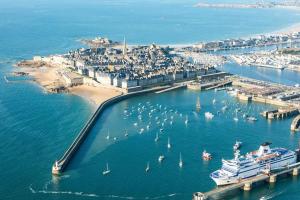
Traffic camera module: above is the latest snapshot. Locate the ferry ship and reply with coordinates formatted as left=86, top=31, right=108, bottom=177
left=210, top=142, right=297, bottom=186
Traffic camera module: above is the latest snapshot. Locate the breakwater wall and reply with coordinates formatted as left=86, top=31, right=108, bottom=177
left=52, top=86, right=169, bottom=175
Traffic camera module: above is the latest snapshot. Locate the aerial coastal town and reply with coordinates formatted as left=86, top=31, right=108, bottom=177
left=15, top=33, right=300, bottom=109
left=16, top=37, right=221, bottom=100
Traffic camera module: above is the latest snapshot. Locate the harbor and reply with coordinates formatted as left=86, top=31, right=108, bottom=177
left=3, top=0, right=300, bottom=199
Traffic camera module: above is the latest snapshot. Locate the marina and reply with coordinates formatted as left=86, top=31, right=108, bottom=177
left=2, top=0, right=300, bottom=200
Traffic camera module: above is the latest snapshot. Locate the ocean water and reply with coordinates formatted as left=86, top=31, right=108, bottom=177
left=1, top=0, right=300, bottom=199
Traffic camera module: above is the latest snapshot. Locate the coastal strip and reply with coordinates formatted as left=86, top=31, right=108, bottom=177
left=52, top=86, right=169, bottom=175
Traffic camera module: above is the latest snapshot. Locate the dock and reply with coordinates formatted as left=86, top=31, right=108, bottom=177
left=155, top=83, right=188, bottom=94
left=261, top=107, right=299, bottom=120
left=291, top=115, right=300, bottom=131
left=193, top=162, right=300, bottom=200
left=204, top=80, right=232, bottom=91
left=51, top=86, right=169, bottom=175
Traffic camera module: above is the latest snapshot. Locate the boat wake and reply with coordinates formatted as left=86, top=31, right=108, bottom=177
left=259, top=190, right=285, bottom=200
left=29, top=184, right=181, bottom=199
left=29, top=184, right=99, bottom=197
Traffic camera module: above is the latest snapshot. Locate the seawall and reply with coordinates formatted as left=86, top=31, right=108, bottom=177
left=52, top=86, right=169, bottom=175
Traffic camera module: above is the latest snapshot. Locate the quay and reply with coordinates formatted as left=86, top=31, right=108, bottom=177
left=193, top=161, right=300, bottom=200
left=155, top=82, right=192, bottom=94
left=291, top=115, right=300, bottom=131
left=51, top=86, right=169, bottom=175
left=261, top=107, right=299, bottom=120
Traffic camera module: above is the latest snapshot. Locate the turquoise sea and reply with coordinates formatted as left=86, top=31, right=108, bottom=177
left=1, top=0, right=300, bottom=199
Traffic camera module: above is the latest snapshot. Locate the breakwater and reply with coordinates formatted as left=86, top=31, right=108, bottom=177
left=52, top=86, right=169, bottom=175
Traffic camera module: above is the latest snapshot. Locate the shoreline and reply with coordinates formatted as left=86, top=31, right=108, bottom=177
left=15, top=64, right=122, bottom=107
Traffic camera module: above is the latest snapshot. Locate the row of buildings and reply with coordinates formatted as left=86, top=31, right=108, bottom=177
left=187, top=32, right=300, bottom=52
left=33, top=40, right=219, bottom=91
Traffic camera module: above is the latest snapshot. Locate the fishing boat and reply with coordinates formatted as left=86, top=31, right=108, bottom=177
left=179, top=152, right=183, bottom=168
left=145, top=162, right=150, bottom=172
left=167, top=137, right=171, bottom=149
left=102, top=163, right=111, bottom=175
left=158, top=155, right=165, bottom=163
left=210, top=142, right=297, bottom=186
left=202, top=150, right=212, bottom=160
left=233, top=141, right=242, bottom=151
left=205, top=112, right=214, bottom=120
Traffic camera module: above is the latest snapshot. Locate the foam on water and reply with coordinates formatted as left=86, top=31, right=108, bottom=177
left=259, top=190, right=285, bottom=200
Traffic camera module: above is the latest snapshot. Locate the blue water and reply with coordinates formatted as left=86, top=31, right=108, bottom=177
left=1, top=0, right=300, bottom=199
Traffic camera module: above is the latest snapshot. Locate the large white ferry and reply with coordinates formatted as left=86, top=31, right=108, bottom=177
left=210, top=142, right=297, bottom=186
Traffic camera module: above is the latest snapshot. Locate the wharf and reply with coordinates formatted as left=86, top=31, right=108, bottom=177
left=51, top=86, right=170, bottom=175
left=155, top=83, right=188, bottom=94
left=193, top=162, right=300, bottom=200
left=187, top=80, right=232, bottom=91
left=261, top=107, right=299, bottom=120
left=291, top=115, right=300, bottom=131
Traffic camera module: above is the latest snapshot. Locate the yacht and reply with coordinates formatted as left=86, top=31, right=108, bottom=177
left=233, top=141, right=242, bottom=151
left=203, top=150, right=212, bottom=160
left=158, top=155, right=165, bottom=163
left=205, top=112, right=214, bottom=120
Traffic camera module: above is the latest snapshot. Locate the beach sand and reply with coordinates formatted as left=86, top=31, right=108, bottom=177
left=16, top=63, right=122, bottom=106
left=69, top=85, right=122, bottom=106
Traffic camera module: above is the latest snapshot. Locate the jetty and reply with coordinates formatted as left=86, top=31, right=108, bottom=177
left=193, top=161, right=300, bottom=200
left=261, top=107, right=299, bottom=120
left=51, top=86, right=169, bottom=175
left=291, top=115, right=300, bottom=131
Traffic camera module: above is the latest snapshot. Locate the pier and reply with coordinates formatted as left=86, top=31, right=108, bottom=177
left=261, top=107, right=299, bottom=120
left=291, top=115, right=300, bottom=131
left=51, top=86, right=169, bottom=175
left=193, top=162, right=300, bottom=200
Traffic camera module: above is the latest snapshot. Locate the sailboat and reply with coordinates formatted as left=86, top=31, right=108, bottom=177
left=102, top=163, right=111, bottom=175
left=233, top=110, right=239, bottom=122
left=167, top=137, right=171, bottom=149
left=196, top=96, right=201, bottom=110
left=155, top=133, right=159, bottom=142
left=185, top=115, right=188, bottom=125
left=145, top=162, right=150, bottom=172
left=106, top=130, right=110, bottom=140
left=124, top=130, right=128, bottom=137
left=179, top=152, right=183, bottom=168
left=212, top=98, right=216, bottom=105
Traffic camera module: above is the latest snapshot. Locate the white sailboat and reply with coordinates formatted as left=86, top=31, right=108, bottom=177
left=233, top=110, right=239, bottom=122
left=155, top=133, right=159, bottom=142
left=102, top=163, right=111, bottom=175
left=185, top=115, right=188, bottom=125
left=167, top=137, right=171, bottom=149
left=179, top=152, right=183, bottom=168
left=196, top=96, right=201, bottom=110
left=124, top=130, right=128, bottom=137
left=212, top=98, right=216, bottom=105
left=145, top=162, right=150, bottom=172
left=106, top=130, right=110, bottom=140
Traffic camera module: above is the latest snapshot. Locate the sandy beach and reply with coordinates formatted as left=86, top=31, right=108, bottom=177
left=69, top=85, right=122, bottom=106
left=15, top=62, right=122, bottom=107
